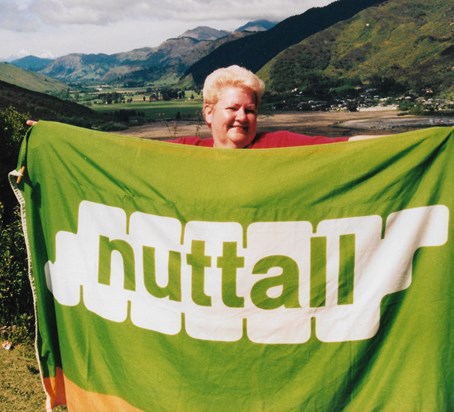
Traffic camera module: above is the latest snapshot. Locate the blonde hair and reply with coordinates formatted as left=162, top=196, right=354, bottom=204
left=202, top=65, right=265, bottom=106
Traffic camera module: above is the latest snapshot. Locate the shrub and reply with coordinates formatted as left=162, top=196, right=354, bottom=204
left=0, top=204, right=32, bottom=343
left=0, top=107, right=33, bottom=342
left=0, top=107, right=29, bottom=222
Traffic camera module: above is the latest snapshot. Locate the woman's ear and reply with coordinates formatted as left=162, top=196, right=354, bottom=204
left=203, top=104, right=213, bottom=128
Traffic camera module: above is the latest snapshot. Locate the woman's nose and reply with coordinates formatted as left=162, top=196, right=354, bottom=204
left=236, top=108, right=247, bottom=121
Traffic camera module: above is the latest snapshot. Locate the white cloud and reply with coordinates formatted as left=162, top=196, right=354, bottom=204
left=16, top=49, right=32, bottom=58
left=0, top=0, right=40, bottom=31
left=0, top=0, right=337, bottom=60
left=4, top=0, right=336, bottom=29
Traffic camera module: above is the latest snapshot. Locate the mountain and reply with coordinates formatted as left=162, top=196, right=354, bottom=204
left=259, top=0, right=454, bottom=96
left=184, top=0, right=388, bottom=85
left=114, top=31, right=253, bottom=85
left=178, top=26, right=230, bottom=41
left=10, top=55, right=53, bottom=71
left=0, top=62, right=68, bottom=94
left=236, top=20, right=278, bottom=32
left=10, top=22, right=272, bottom=86
left=34, top=30, right=254, bottom=85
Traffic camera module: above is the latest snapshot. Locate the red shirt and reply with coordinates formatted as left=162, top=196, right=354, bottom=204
left=170, top=131, right=348, bottom=148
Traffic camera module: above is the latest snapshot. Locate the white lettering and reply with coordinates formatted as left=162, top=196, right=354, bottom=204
left=45, top=201, right=449, bottom=344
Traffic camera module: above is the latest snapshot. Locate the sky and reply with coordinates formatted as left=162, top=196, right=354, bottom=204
left=0, top=0, right=337, bottom=61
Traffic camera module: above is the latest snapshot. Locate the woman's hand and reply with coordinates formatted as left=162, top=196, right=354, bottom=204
left=26, top=120, right=37, bottom=126
left=348, top=134, right=389, bottom=141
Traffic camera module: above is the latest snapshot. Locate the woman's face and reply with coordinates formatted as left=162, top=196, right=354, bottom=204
left=204, top=86, right=258, bottom=148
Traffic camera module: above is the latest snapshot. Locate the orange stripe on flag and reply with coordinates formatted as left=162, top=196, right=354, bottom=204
left=43, top=367, right=66, bottom=409
left=43, top=368, right=142, bottom=411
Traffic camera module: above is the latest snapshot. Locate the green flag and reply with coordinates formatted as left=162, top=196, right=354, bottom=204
left=9, top=122, right=454, bottom=411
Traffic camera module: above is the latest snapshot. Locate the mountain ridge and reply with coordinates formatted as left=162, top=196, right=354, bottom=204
left=259, top=0, right=453, bottom=96
left=177, top=26, right=231, bottom=41
left=11, top=21, right=276, bottom=85
left=184, top=0, right=388, bottom=85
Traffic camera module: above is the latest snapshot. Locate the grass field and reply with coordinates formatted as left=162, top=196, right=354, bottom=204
left=1, top=342, right=47, bottom=411
left=91, top=97, right=203, bottom=122
left=1, top=341, right=67, bottom=411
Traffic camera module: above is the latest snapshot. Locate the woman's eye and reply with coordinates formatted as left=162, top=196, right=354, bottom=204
left=225, top=106, right=256, bottom=114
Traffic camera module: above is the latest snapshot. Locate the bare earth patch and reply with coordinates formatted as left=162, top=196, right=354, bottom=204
left=116, top=109, right=453, bottom=140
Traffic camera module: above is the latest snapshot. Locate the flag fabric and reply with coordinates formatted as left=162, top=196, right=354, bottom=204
left=9, top=121, right=454, bottom=411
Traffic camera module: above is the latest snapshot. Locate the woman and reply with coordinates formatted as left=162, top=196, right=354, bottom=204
left=171, top=65, right=367, bottom=149
left=27, top=65, right=384, bottom=146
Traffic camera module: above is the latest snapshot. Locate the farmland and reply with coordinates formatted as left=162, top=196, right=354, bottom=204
left=79, top=87, right=203, bottom=121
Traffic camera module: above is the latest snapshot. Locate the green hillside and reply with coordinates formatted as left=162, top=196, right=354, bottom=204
left=0, top=62, right=68, bottom=94
left=185, top=0, right=387, bottom=85
left=0, top=80, right=106, bottom=127
left=259, top=0, right=453, bottom=98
